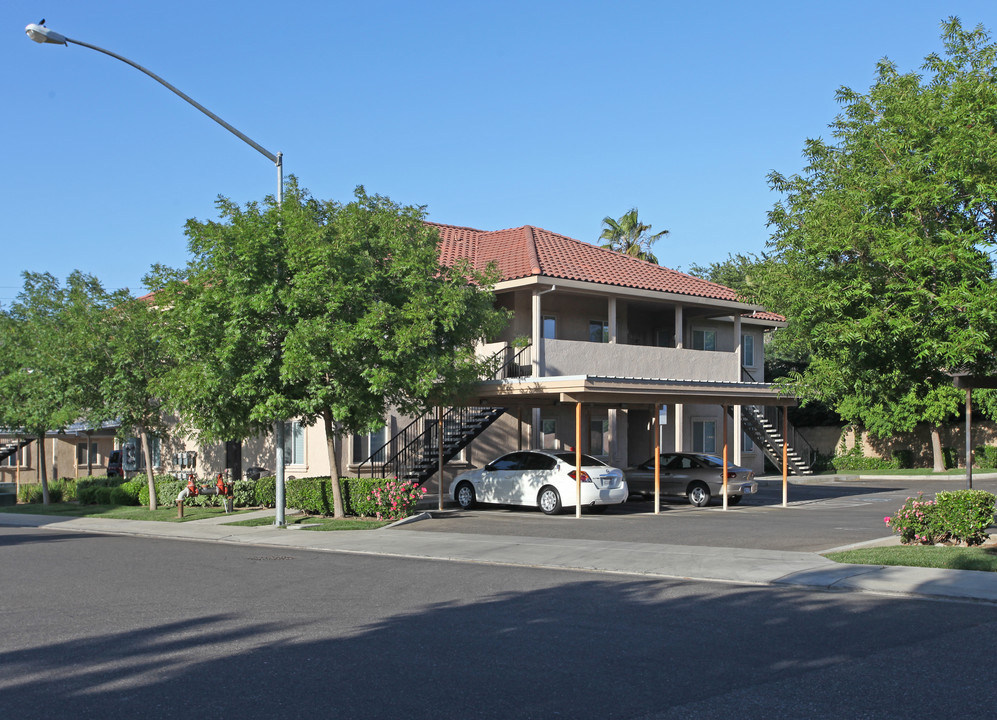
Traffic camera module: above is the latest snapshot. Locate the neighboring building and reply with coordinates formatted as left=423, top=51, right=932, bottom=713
left=3, top=222, right=810, bottom=489
left=0, top=421, right=121, bottom=486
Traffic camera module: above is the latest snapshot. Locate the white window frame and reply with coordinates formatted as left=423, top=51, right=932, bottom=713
left=542, top=314, right=557, bottom=340
left=742, top=334, right=756, bottom=367
left=691, top=327, right=717, bottom=351
left=742, top=432, right=755, bottom=454
left=540, top=418, right=557, bottom=450
left=589, top=320, right=609, bottom=343
left=352, top=424, right=387, bottom=465
left=76, top=441, right=99, bottom=467
left=283, top=421, right=306, bottom=467
left=691, top=419, right=717, bottom=454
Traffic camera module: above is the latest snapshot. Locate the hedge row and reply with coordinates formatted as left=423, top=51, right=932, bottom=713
left=12, top=475, right=423, bottom=518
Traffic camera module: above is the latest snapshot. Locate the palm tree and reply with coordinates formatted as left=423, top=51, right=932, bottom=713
left=599, top=208, right=669, bottom=264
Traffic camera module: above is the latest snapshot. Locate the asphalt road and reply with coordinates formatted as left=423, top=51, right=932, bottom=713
left=416, top=476, right=997, bottom=552
left=3, top=523, right=997, bottom=719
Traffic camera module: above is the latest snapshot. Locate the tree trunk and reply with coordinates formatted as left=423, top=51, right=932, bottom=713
left=930, top=425, right=945, bottom=473
left=86, top=431, right=94, bottom=477
left=322, top=409, right=345, bottom=518
left=139, top=428, right=158, bottom=510
left=38, top=433, right=50, bottom=504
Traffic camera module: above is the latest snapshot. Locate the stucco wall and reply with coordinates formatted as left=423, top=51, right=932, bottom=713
left=543, top=338, right=738, bottom=381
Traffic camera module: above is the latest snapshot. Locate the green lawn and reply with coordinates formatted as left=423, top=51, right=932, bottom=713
left=226, top=514, right=393, bottom=530
left=825, top=545, right=997, bottom=572
left=0, top=503, right=252, bottom=522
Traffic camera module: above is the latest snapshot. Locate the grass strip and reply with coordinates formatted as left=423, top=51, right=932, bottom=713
left=0, top=503, right=251, bottom=522
left=226, top=514, right=392, bottom=531
left=825, top=545, right=997, bottom=572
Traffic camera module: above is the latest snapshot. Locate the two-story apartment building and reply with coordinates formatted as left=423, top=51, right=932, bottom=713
left=2, top=221, right=807, bottom=489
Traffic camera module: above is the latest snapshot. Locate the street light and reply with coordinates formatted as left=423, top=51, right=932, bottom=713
left=26, top=21, right=290, bottom=525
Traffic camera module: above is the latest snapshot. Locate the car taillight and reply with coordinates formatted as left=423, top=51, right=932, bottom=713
left=726, top=471, right=737, bottom=479
left=568, top=470, right=592, bottom=482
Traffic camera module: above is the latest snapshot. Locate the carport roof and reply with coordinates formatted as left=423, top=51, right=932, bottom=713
left=471, top=375, right=796, bottom=408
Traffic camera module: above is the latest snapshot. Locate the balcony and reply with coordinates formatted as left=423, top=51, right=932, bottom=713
left=543, top=339, right=738, bottom=382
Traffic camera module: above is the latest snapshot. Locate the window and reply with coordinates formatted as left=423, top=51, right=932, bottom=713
left=742, top=334, right=755, bottom=366
left=743, top=432, right=754, bottom=453
left=590, top=418, right=609, bottom=456
left=692, top=420, right=717, bottom=454
left=353, top=424, right=386, bottom=463
left=283, top=422, right=305, bottom=465
left=540, top=419, right=557, bottom=450
left=692, top=328, right=716, bottom=351
left=589, top=320, right=609, bottom=343
left=542, top=315, right=557, bottom=339
left=76, top=442, right=98, bottom=466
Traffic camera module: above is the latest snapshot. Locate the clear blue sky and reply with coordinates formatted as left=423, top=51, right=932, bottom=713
left=2, top=1, right=994, bottom=302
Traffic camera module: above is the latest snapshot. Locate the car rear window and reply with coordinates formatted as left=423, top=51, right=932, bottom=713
left=552, top=452, right=606, bottom=467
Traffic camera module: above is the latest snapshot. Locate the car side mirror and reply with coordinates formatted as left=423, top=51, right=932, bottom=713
left=483, top=463, right=495, bottom=472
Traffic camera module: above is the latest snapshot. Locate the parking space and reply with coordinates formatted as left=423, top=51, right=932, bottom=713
left=411, top=477, right=997, bottom=553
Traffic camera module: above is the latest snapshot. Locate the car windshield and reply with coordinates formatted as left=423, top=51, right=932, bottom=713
left=696, top=455, right=724, bottom=468
left=552, top=452, right=607, bottom=467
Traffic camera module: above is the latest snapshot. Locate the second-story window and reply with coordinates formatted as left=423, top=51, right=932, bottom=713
left=692, top=328, right=716, bottom=351
left=542, top=315, right=556, bottom=339
left=742, top=335, right=755, bottom=366
left=589, top=320, right=609, bottom=343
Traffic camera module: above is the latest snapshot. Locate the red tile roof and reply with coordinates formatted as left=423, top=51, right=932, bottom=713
left=431, top=222, right=744, bottom=303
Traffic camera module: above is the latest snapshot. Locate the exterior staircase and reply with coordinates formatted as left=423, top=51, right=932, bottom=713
left=0, top=439, right=31, bottom=464
left=728, top=404, right=815, bottom=476
left=356, top=406, right=506, bottom=484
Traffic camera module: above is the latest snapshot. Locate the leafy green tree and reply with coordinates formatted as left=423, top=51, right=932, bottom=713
left=763, top=18, right=997, bottom=470
left=152, top=180, right=508, bottom=518
left=100, top=297, right=173, bottom=509
left=0, top=272, right=125, bottom=501
left=599, top=208, right=668, bottom=263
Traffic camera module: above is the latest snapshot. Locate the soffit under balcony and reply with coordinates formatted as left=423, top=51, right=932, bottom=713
left=470, top=375, right=796, bottom=409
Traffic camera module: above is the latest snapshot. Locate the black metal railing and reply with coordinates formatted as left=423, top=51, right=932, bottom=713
left=354, top=342, right=529, bottom=481
left=738, top=366, right=817, bottom=473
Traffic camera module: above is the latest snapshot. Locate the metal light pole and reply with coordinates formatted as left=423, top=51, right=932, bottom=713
left=26, top=21, right=289, bottom=525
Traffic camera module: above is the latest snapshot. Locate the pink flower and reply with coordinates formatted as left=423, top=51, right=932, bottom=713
left=884, top=516, right=891, bottom=524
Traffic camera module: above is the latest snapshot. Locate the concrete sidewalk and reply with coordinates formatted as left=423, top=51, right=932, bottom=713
left=3, top=509, right=997, bottom=605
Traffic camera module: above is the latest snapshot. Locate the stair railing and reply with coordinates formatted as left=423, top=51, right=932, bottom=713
left=355, top=343, right=529, bottom=478
left=739, top=366, right=817, bottom=472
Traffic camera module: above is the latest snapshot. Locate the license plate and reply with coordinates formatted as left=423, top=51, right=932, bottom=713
left=741, top=484, right=754, bottom=493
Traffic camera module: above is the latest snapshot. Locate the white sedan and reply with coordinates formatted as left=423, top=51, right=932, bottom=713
left=449, top=450, right=629, bottom=515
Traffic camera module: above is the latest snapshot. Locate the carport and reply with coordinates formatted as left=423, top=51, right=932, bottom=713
left=468, top=374, right=798, bottom=518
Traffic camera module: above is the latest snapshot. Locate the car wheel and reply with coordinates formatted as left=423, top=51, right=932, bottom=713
left=455, top=482, right=476, bottom=510
left=538, top=486, right=562, bottom=515
left=587, top=504, right=608, bottom=514
left=687, top=481, right=711, bottom=507
left=727, top=494, right=742, bottom=506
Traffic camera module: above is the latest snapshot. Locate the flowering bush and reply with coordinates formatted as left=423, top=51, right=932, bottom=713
left=885, top=490, right=997, bottom=546
left=884, top=493, right=947, bottom=545
left=368, top=479, right=427, bottom=521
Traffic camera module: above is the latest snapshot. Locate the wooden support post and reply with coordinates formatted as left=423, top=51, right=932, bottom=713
left=438, top=405, right=445, bottom=511
left=575, top=402, right=582, bottom=519
left=966, top=388, right=973, bottom=490
left=653, top=403, right=661, bottom=515
left=782, top=405, right=789, bottom=507
left=722, top=405, right=729, bottom=511
left=177, top=500, right=184, bottom=519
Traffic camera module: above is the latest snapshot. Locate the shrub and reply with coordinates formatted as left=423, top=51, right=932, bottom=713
left=255, top=476, right=276, bottom=507
left=975, top=445, right=997, bottom=470
left=935, top=489, right=996, bottom=546
left=891, top=449, right=914, bottom=468
left=831, top=451, right=901, bottom=472
left=16, top=483, right=64, bottom=503
left=138, top=477, right=185, bottom=508
left=942, top=447, right=960, bottom=469
left=368, top=479, right=427, bottom=520
left=884, top=493, right=946, bottom=544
